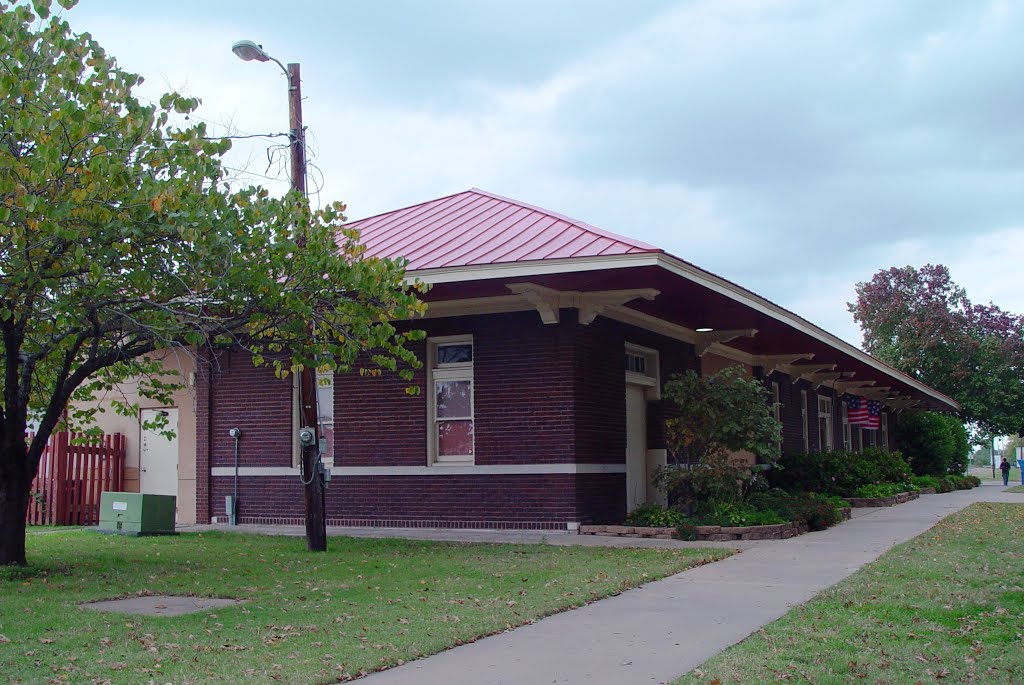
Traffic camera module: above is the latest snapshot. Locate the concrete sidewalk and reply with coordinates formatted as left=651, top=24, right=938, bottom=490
left=354, top=483, right=1019, bottom=685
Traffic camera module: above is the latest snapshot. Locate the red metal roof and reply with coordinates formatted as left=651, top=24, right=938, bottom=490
left=348, top=189, right=661, bottom=270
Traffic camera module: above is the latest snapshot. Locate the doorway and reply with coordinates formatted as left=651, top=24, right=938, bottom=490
left=140, top=408, right=179, bottom=501
left=625, top=383, right=648, bottom=512
left=624, top=343, right=661, bottom=513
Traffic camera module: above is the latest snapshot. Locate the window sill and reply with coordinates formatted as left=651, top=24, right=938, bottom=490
left=431, top=459, right=475, bottom=467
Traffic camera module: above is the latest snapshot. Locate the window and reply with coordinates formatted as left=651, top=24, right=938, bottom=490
left=880, top=411, right=889, bottom=450
left=862, top=427, right=876, bottom=449
left=818, top=396, right=834, bottom=451
left=292, top=369, right=336, bottom=468
left=841, top=402, right=852, bottom=451
left=801, top=389, right=809, bottom=452
left=624, top=344, right=659, bottom=393
left=624, top=352, right=647, bottom=374
left=428, top=336, right=474, bottom=464
left=316, top=369, right=334, bottom=467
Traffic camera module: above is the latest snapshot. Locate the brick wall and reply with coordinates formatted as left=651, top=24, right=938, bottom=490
left=194, top=349, right=212, bottom=524
left=208, top=349, right=293, bottom=468
left=333, top=339, right=427, bottom=466
left=209, top=473, right=584, bottom=528
left=199, top=310, right=701, bottom=527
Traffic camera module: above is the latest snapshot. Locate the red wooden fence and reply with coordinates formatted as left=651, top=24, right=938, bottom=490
left=26, top=432, right=126, bottom=526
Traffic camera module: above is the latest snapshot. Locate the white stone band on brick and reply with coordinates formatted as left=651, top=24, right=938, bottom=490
left=210, top=463, right=628, bottom=477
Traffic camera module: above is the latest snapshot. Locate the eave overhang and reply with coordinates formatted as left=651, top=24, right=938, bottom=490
left=405, top=252, right=960, bottom=413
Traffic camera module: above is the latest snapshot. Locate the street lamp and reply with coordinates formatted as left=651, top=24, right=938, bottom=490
left=232, top=39, right=324, bottom=551
left=231, top=40, right=306, bottom=196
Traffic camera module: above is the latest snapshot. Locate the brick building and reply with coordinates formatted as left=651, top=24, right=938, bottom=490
left=105, top=189, right=961, bottom=528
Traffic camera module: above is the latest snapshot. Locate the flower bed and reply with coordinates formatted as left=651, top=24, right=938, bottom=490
left=581, top=521, right=802, bottom=541
left=844, top=491, right=918, bottom=508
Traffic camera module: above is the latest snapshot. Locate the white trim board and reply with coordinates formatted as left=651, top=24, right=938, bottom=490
left=211, top=463, right=628, bottom=477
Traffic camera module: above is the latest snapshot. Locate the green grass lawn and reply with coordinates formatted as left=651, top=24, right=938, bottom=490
left=1, top=529, right=729, bottom=684
left=675, top=502, right=1024, bottom=684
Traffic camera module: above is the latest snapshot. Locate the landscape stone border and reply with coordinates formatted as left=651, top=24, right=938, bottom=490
left=579, top=521, right=803, bottom=542
left=580, top=508, right=856, bottom=542
left=844, top=491, right=919, bottom=508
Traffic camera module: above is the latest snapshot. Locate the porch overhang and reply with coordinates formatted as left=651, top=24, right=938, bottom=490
left=407, top=253, right=960, bottom=413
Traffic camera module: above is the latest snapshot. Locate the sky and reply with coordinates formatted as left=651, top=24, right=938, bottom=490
left=62, top=0, right=1024, bottom=347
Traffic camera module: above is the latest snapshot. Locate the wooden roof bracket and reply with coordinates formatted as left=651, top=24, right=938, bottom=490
left=694, top=329, right=758, bottom=357
left=506, top=282, right=660, bottom=326
left=752, top=353, right=815, bottom=375
left=830, top=379, right=876, bottom=393
left=788, top=364, right=839, bottom=383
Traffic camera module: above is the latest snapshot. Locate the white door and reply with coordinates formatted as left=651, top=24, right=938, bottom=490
left=140, top=409, right=179, bottom=499
left=625, top=384, right=648, bottom=513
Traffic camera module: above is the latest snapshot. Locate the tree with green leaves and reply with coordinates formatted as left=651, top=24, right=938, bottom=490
left=655, top=366, right=781, bottom=510
left=0, top=1, right=424, bottom=566
left=895, top=411, right=969, bottom=476
left=849, top=264, right=1024, bottom=438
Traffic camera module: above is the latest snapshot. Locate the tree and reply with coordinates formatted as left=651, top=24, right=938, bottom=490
left=849, top=265, right=1024, bottom=437
left=0, top=1, right=424, bottom=566
left=895, top=411, right=969, bottom=476
left=1001, top=435, right=1021, bottom=460
left=655, top=367, right=781, bottom=510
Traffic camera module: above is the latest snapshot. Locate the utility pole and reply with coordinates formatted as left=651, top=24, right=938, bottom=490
left=287, top=62, right=328, bottom=552
left=232, top=42, right=326, bottom=551
left=992, top=435, right=997, bottom=481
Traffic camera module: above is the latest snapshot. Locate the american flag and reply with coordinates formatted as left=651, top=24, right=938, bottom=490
left=846, top=395, right=881, bottom=429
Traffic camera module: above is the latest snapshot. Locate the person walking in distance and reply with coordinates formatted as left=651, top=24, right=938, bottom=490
left=999, top=457, right=1012, bottom=486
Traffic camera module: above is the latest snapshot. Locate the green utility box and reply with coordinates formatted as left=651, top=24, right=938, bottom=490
left=98, top=492, right=177, bottom=535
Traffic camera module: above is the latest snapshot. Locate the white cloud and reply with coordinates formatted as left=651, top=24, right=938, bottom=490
left=57, top=0, right=1024, bottom=345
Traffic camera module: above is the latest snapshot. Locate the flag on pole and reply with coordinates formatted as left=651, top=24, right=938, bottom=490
left=846, top=395, right=881, bottom=429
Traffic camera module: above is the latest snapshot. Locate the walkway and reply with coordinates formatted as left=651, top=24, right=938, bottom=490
left=348, top=483, right=1018, bottom=685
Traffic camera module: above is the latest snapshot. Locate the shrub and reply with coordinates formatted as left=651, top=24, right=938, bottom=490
left=965, top=475, right=982, bottom=487
left=657, top=367, right=781, bottom=514
left=854, top=482, right=906, bottom=498
left=624, top=502, right=686, bottom=528
left=769, top=448, right=913, bottom=497
left=896, top=411, right=970, bottom=476
left=691, top=499, right=786, bottom=527
left=945, top=474, right=973, bottom=490
left=911, top=475, right=941, bottom=491
left=746, top=489, right=847, bottom=532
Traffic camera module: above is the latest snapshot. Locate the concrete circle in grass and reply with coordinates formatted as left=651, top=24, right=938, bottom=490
left=81, top=595, right=244, bottom=617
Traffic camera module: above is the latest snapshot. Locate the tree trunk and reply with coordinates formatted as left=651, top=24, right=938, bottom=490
left=0, top=462, right=30, bottom=566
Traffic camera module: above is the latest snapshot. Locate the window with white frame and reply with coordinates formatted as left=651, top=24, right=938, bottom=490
left=801, top=389, right=809, bottom=452
left=862, top=427, right=876, bottom=449
left=624, top=344, right=659, bottom=393
left=316, top=369, right=334, bottom=467
left=818, top=396, right=834, bottom=451
left=841, top=402, right=852, bottom=451
left=880, top=411, right=889, bottom=450
left=292, top=369, right=336, bottom=468
left=428, top=336, right=474, bottom=464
